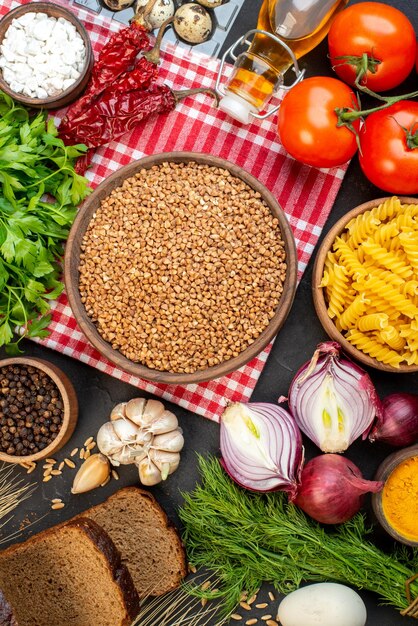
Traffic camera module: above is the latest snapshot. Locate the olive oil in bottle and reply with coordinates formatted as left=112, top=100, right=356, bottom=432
left=219, top=0, right=348, bottom=123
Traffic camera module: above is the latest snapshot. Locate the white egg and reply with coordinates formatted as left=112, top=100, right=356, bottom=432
left=277, top=583, right=367, bottom=626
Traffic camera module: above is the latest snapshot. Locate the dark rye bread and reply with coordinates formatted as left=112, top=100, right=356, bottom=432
left=0, top=518, right=139, bottom=626
left=78, top=486, right=187, bottom=597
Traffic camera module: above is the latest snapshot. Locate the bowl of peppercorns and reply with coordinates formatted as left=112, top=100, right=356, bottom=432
left=0, top=357, right=78, bottom=464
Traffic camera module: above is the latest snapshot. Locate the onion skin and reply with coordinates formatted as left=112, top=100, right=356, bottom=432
left=369, top=393, right=418, bottom=447
left=294, top=454, right=383, bottom=524
left=220, top=402, right=304, bottom=497
left=288, top=342, right=382, bottom=453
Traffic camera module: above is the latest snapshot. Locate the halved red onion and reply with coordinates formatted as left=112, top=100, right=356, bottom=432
left=287, top=342, right=382, bottom=453
left=220, top=402, right=304, bottom=497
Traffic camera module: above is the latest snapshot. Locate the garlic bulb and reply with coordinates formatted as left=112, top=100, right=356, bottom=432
left=97, top=397, right=184, bottom=485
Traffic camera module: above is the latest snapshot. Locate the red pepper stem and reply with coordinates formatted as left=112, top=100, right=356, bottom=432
left=173, top=87, right=220, bottom=106
left=336, top=88, right=418, bottom=125
left=145, top=17, right=174, bottom=65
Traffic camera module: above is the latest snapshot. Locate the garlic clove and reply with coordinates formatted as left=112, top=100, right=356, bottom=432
left=147, top=410, right=178, bottom=434
left=136, top=430, right=153, bottom=446
left=149, top=449, right=181, bottom=476
left=153, top=430, right=184, bottom=453
left=125, top=398, right=147, bottom=425
left=141, top=399, right=166, bottom=427
left=112, top=417, right=139, bottom=442
left=110, top=402, right=127, bottom=421
left=130, top=447, right=147, bottom=464
left=71, top=453, right=110, bottom=494
left=137, top=457, right=163, bottom=486
left=110, top=444, right=136, bottom=466
left=97, top=422, right=124, bottom=457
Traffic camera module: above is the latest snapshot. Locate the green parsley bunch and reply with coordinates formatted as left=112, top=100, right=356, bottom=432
left=0, top=91, right=91, bottom=354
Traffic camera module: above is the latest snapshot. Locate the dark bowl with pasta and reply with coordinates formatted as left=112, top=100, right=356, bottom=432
left=313, top=196, right=418, bottom=373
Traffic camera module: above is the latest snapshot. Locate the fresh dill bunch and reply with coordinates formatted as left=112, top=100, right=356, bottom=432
left=180, top=455, right=418, bottom=618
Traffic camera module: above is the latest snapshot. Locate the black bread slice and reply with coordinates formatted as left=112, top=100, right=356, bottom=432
left=0, top=518, right=139, bottom=626
left=79, top=486, right=187, bottom=597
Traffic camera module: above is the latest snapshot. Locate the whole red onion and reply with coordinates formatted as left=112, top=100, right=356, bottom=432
left=293, top=454, right=383, bottom=524
left=369, top=393, right=418, bottom=447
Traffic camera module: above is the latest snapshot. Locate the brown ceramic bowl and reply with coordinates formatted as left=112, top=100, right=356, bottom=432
left=0, top=357, right=78, bottom=464
left=64, top=152, right=298, bottom=385
left=312, top=196, right=418, bottom=373
left=372, top=445, right=418, bottom=547
left=0, top=2, right=93, bottom=109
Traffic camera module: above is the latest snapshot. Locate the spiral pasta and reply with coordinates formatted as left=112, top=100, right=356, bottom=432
left=319, top=197, right=418, bottom=368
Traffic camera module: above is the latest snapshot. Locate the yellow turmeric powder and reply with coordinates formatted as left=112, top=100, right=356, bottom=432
left=382, top=455, right=418, bottom=541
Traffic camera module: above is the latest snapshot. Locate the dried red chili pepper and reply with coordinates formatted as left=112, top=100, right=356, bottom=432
left=60, top=56, right=158, bottom=138
left=62, top=22, right=153, bottom=126
left=60, top=85, right=217, bottom=151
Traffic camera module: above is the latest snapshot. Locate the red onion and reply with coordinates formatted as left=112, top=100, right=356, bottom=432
left=293, top=454, right=383, bottom=524
left=287, top=342, right=382, bottom=453
left=369, top=393, right=418, bottom=447
left=220, top=402, right=303, bottom=497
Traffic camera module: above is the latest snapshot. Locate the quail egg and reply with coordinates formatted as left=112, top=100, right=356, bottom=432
left=173, top=3, right=213, bottom=44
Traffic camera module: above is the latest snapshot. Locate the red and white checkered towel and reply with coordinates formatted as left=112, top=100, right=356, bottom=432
left=2, top=0, right=349, bottom=421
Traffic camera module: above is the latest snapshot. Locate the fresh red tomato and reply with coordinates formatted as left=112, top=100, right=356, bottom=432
left=328, top=2, right=416, bottom=92
left=277, top=77, right=359, bottom=169
left=359, top=101, right=418, bottom=194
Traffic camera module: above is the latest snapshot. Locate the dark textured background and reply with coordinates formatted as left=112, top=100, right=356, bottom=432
left=2, top=0, right=418, bottom=624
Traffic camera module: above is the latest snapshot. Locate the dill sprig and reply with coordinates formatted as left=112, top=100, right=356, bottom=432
left=180, top=455, right=418, bottom=618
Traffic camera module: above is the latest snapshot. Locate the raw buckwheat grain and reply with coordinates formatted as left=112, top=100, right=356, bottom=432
left=79, top=161, right=287, bottom=374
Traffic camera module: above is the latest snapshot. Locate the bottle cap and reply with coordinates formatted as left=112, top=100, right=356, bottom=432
left=218, top=93, right=258, bottom=125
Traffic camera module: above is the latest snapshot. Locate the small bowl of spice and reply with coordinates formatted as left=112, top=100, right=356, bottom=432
left=372, top=444, right=418, bottom=547
left=0, top=357, right=78, bottom=464
left=0, top=2, right=93, bottom=109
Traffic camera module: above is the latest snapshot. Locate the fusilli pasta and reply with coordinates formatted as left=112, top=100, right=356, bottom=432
left=319, top=197, right=418, bottom=368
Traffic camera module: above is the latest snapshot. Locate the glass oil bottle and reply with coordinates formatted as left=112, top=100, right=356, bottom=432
left=216, top=0, right=349, bottom=124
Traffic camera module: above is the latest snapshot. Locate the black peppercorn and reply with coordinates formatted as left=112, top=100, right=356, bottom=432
left=0, top=364, right=64, bottom=457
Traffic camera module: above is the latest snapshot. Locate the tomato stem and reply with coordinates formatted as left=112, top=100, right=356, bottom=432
left=333, top=52, right=382, bottom=89
left=336, top=89, right=418, bottom=125
left=397, top=121, right=418, bottom=150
